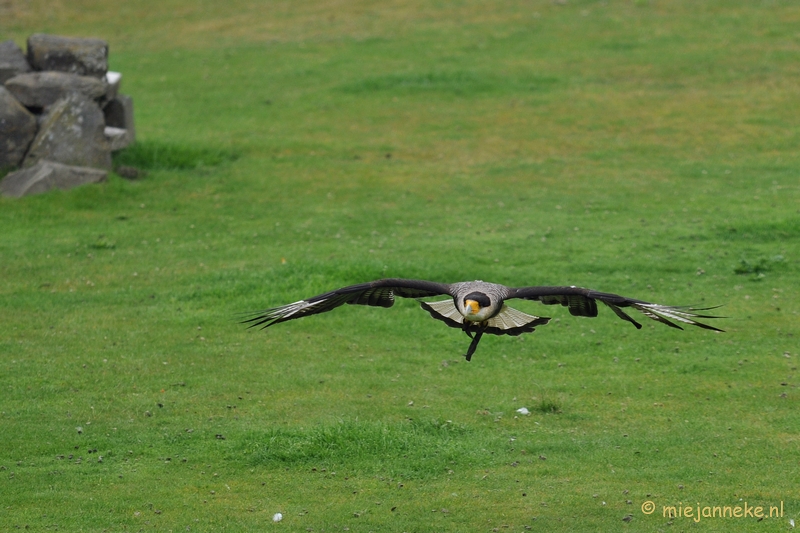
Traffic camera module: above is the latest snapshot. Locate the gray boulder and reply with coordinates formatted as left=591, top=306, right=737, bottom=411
left=23, top=93, right=111, bottom=169
left=104, top=71, right=121, bottom=101
left=104, top=126, right=131, bottom=151
left=27, top=34, right=108, bottom=78
left=5, top=71, right=106, bottom=108
left=0, top=40, right=32, bottom=84
left=1, top=159, right=107, bottom=197
left=0, top=86, right=37, bottom=170
left=103, top=93, right=135, bottom=146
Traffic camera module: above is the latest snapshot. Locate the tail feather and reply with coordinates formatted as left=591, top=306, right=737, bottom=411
left=421, top=300, right=550, bottom=336
left=486, top=305, right=550, bottom=334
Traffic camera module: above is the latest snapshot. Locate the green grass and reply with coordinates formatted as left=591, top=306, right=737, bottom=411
left=1, top=1, right=799, bottom=531
left=113, top=140, right=239, bottom=171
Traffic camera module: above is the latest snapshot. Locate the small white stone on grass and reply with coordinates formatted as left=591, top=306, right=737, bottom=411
left=272, top=512, right=283, bottom=522
left=516, top=407, right=530, bottom=415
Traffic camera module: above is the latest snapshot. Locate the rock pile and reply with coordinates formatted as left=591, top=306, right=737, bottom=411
left=0, top=34, right=135, bottom=197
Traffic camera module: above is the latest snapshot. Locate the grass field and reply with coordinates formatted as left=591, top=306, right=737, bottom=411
left=2, top=1, right=799, bottom=531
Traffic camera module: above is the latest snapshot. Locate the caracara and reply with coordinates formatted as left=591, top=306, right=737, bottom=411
left=244, top=279, right=722, bottom=360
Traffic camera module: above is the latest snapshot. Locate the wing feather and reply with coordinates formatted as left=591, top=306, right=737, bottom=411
left=243, top=278, right=452, bottom=329
left=509, top=286, right=723, bottom=332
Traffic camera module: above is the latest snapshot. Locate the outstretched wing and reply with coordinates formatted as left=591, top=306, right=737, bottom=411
left=508, top=286, right=723, bottom=332
left=243, top=278, right=452, bottom=329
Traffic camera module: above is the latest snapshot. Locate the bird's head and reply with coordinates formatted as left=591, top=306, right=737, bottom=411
left=463, top=292, right=492, bottom=320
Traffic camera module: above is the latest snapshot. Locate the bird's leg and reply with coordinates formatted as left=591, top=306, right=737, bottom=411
left=463, top=325, right=474, bottom=339
left=464, top=327, right=485, bottom=362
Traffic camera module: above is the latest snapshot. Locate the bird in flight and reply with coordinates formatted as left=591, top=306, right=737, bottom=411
left=243, top=278, right=722, bottom=361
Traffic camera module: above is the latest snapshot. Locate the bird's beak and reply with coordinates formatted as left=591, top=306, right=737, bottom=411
left=465, top=299, right=481, bottom=315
